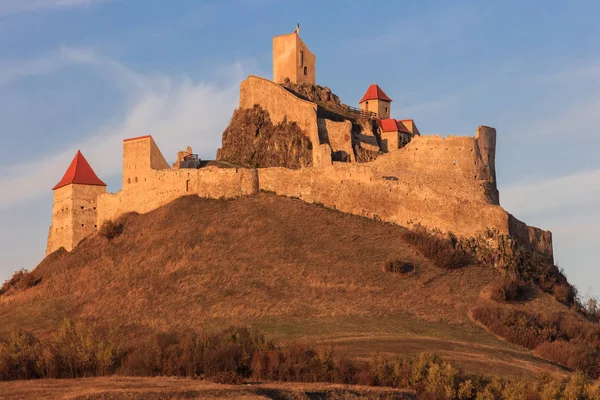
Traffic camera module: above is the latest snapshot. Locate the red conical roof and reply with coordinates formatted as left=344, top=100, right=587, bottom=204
left=359, top=84, right=392, bottom=103
left=53, top=150, right=106, bottom=190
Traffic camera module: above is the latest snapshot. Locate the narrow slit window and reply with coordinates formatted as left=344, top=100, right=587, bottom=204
left=304, top=66, right=307, bottom=76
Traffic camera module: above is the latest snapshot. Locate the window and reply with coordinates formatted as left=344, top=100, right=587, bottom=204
left=127, top=178, right=131, bottom=184
left=300, top=50, right=304, bottom=67
left=135, top=177, right=138, bottom=183
left=186, top=180, right=190, bottom=192
left=304, top=66, right=307, bottom=76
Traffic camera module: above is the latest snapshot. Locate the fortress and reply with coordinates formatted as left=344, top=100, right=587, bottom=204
left=46, top=30, right=553, bottom=260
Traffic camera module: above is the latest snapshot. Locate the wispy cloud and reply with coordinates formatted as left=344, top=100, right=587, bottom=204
left=0, top=46, right=148, bottom=89
left=0, top=49, right=248, bottom=208
left=0, top=0, right=113, bottom=16
left=501, top=168, right=600, bottom=218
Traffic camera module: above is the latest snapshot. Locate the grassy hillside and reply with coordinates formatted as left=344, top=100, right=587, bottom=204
left=0, top=193, right=571, bottom=379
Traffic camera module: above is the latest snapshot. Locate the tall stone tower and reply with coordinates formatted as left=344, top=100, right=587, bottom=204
left=359, top=84, right=392, bottom=119
left=273, top=31, right=316, bottom=85
left=46, top=150, right=106, bottom=255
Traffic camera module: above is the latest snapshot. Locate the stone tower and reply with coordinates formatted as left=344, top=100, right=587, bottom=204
left=46, top=150, right=106, bottom=255
left=273, top=31, right=316, bottom=85
left=359, top=84, right=392, bottom=119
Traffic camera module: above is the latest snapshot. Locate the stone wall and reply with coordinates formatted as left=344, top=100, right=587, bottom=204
left=239, top=76, right=328, bottom=166
left=98, top=137, right=258, bottom=226
left=317, top=118, right=353, bottom=162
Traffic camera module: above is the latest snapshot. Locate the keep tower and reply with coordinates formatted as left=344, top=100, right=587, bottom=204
left=273, top=31, right=316, bottom=85
left=46, top=151, right=107, bottom=255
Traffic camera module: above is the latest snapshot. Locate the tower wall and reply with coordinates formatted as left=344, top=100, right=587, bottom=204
left=475, top=126, right=499, bottom=204
left=122, top=135, right=170, bottom=188
left=46, top=184, right=105, bottom=255
left=273, top=33, right=315, bottom=85
left=360, top=99, right=390, bottom=118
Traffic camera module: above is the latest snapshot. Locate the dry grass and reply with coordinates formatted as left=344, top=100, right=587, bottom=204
left=0, top=193, right=571, bottom=380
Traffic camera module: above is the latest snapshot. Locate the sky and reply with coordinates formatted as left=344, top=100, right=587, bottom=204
left=0, top=0, right=599, bottom=298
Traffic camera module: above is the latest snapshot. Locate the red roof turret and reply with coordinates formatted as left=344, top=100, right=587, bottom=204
left=53, top=150, right=107, bottom=190
left=359, top=84, right=392, bottom=103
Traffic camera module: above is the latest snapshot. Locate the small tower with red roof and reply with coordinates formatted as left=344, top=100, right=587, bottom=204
left=46, top=150, right=107, bottom=255
left=359, top=84, right=392, bottom=119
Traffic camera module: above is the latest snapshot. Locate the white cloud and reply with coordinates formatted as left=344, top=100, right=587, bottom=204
left=0, top=49, right=247, bottom=208
left=0, top=0, right=113, bottom=16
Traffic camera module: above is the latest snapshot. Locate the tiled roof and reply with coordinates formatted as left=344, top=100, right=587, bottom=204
left=378, top=119, right=411, bottom=134
left=359, top=84, right=392, bottom=103
left=53, top=151, right=106, bottom=190
left=378, top=118, right=399, bottom=132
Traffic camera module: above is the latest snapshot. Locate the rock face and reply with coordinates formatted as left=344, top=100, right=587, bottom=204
left=281, top=78, right=342, bottom=106
left=217, top=105, right=313, bottom=169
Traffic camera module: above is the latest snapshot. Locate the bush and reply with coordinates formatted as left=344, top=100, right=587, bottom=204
left=473, top=303, right=600, bottom=378
left=0, top=269, right=38, bottom=296
left=402, top=227, right=470, bottom=269
left=99, top=220, right=124, bottom=241
left=489, top=276, right=529, bottom=303
left=384, top=260, right=414, bottom=274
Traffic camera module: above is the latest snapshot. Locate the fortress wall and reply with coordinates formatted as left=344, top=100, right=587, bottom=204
left=258, top=165, right=510, bottom=239
left=239, top=76, right=327, bottom=166
left=352, top=119, right=380, bottom=152
left=390, top=135, right=480, bottom=176
left=508, top=214, right=554, bottom=262
left=98, top=167, right=258, bottom=226
left=317, top=118, right=353, bottom=161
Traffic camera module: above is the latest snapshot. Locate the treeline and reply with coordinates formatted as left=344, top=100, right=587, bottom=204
left=2, top=321, right=600, bottom=399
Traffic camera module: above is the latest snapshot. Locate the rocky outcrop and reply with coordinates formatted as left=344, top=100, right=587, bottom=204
left=280, top=78, right=342, bottom=107
left=217, top=105, right=313, bottom=169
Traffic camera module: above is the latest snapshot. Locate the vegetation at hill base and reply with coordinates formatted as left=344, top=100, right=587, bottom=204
left=2, top=321, right=600, bottom=399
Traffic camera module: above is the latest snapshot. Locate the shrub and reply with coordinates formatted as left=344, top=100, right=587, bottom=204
left=489, top=276, right=529, bottom=303
left=0, top=269, right=38, bottom=296
left=384, top=259, right=414, bottom=274
left=473, top=303, right=600, bottom=378
left=552, top=284, right=576, bottom=306
left=402, top=227, right=470, bottom=269
left=99, top=220, right=124, bottom=241
left=534, top=340, right=600, bottom=378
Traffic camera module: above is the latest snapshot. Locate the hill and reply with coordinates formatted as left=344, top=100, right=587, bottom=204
left=0, top=192, right=574, bottom=381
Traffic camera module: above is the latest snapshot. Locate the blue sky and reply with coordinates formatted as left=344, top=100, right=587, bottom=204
left=0, top=0, right=599, bottom=298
